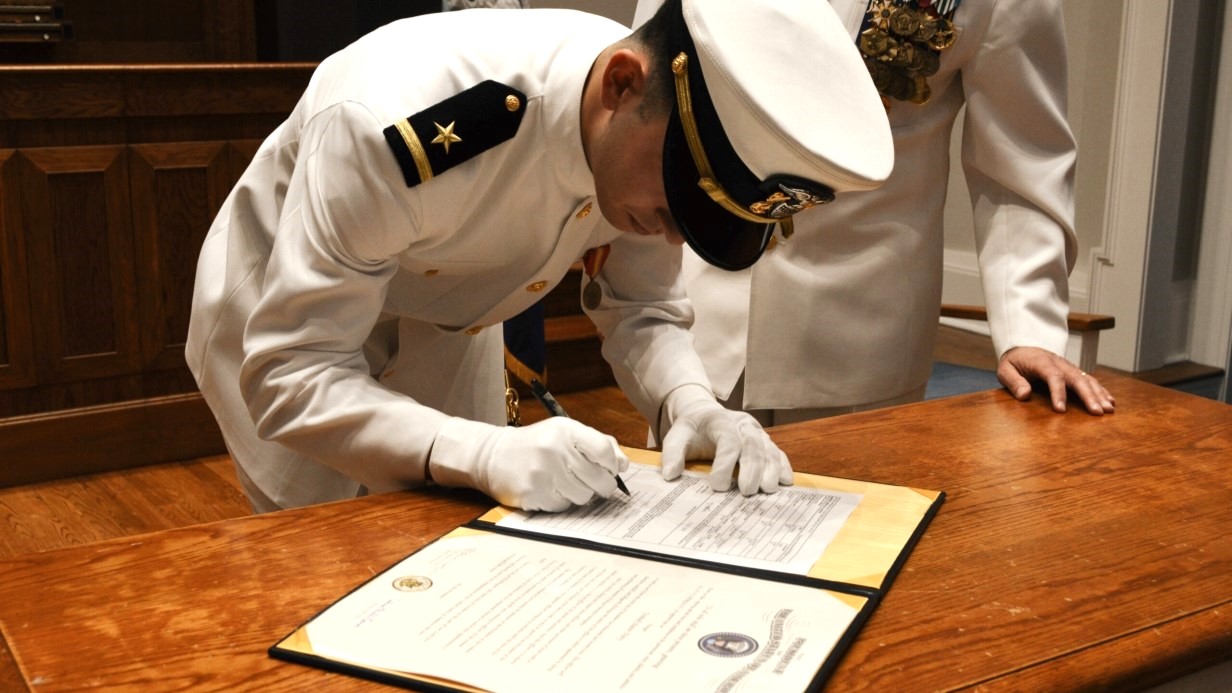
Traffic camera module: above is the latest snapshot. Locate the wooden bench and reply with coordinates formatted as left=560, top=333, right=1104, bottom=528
left=941, top=304, right=1116, bottom=373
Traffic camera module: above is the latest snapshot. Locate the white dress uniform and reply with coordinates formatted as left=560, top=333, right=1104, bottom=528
left=186, top=9, right=710, bottom=509
left=666, top=0, right=1079, bottom=412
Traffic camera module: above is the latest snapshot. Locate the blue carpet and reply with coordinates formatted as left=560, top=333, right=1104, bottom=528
left=925, top=362, right=1002, bottom=400
left=1169, top=375, right=1224, bottom=401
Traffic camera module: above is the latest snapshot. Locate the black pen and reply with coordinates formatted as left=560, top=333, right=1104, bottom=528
left=530, top=378, right=630, bottom=496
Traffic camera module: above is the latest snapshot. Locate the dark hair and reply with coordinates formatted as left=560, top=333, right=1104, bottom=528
left=623, top=0, right=679, bottom=119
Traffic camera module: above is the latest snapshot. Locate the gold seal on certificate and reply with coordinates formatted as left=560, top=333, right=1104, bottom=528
left=391, top=576, right=432, bottom=592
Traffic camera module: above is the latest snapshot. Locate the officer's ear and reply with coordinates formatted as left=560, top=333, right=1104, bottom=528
left=599, top=48, right=649, bottom=112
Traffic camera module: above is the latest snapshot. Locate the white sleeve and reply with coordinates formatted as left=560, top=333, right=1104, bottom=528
left=961, top=0, right=1077, bottom=358
left=238, top=101, right=449, bottom=493
left=584, top=231, right=713, bottom=434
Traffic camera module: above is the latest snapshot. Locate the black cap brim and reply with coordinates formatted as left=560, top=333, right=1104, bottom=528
left=662, top=108, right=774, bottom=272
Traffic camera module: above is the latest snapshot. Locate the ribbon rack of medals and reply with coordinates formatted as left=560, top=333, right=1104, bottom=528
left=858, top=0, right=960, bottom=107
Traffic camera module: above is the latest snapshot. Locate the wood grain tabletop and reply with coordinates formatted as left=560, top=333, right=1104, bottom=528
left=0, top=373, right=1228, bottom=691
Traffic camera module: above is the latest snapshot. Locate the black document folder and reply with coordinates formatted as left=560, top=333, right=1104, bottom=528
left=271, top=450, right=943, bottom=692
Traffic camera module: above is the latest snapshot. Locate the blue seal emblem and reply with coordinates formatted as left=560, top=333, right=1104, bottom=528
left=698, top=632, right=758, bottom=658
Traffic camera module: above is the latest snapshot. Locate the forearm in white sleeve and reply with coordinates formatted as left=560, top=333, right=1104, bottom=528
left=961, top=0, right=1077, bottom=359
left=239, top=101, right=448, bottom=493
left=584, top=232, right=712, bottom=429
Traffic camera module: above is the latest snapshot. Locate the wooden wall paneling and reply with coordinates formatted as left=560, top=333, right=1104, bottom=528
left=0, top=371, right=201, bottom=418
left=0, top=392, right=226, bottom=488
left=19, top=146, right=141, bottom=384
left=204, top=0, right=258, bottom=62
left=2, top=1, right=259, bottom=64
left=0, top=65, right=314, bottom=481
left=129, top=141, right=230, bottom=370
left=124, top=66, right=312, bottom=119
left=7, top=1, right=205, bottom=64
left=0, top=68, right=125, bottom=123
left=0, top=151, right=36, bottom=390
left=0, top=66, right=312, bottom=150
left=0, top=68, right=126, bottom=149
left=122, top=65, right=312, bottom=146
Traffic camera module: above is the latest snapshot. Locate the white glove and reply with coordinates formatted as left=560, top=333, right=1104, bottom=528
left=429, top=417, right=630, bottom=512
left=660, top=385, right=794, bottom=495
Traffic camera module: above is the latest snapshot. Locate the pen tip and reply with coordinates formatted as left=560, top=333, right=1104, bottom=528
left=616, top=476, right=630, bottom=496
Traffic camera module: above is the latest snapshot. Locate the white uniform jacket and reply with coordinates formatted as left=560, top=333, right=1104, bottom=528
left=186, top=9, right=709, bottom=508
left=682, top=0, right=1078, bottom=409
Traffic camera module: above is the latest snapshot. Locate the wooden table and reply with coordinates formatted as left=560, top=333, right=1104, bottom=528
left=1, top=373, right=1229, bottom=691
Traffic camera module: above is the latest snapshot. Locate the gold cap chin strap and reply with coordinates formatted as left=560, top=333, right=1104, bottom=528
left=671, top=52, right=795, bottom=240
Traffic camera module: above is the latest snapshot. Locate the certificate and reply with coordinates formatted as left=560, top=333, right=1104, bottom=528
left=270, top=453, right=944, bottom=691
left=298, top=530, right=864, bottom=693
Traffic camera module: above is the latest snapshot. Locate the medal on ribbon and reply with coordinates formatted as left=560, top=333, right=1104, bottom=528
left=581, top=244, right=611, bottom=310
left=858, top=0, right=962, bottom=108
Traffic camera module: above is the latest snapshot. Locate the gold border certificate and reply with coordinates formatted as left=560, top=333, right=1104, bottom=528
left=300, top=529, right=866, bottom=693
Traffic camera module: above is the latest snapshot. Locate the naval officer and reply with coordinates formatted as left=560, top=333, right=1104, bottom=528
left=186, top=0, right=894, bottom=513
left=634, top=0, right=1115, bottom=425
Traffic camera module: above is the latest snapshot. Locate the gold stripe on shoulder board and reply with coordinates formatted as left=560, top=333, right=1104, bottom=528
left=395, top=119, right=434, bottom=184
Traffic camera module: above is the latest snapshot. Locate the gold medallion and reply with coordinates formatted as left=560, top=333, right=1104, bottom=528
left=580, top=244, right=610, bottom=310
left=582, top=279, right=602, bottom=310
left=858, top=0, right=960, bottom=109
left=392, top=575, right=433, bottom=592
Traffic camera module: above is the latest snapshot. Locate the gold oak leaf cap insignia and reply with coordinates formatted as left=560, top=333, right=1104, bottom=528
left=383, top=80, right=527, bottom=188
left=648, top=0, right=894, bottom=271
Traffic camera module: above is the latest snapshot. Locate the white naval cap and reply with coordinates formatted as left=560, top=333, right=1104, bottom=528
left=636, top=0, right=894, bottom=270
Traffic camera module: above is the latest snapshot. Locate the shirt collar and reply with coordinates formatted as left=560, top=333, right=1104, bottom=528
left=539, top=25, right=629, bottom=201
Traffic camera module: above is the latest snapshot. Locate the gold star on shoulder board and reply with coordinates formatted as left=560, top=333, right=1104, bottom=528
left=431, top=121, right=462, bottom=154
left=383, top=81, right=526, bottom=188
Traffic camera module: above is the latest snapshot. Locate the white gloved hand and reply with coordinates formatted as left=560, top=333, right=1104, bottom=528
left=429, top=417, right=630, bottom=512
left=660, top=385, right=794, bottom=495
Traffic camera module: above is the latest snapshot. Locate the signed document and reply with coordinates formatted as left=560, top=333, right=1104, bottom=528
left=271, top=452, right=944, bottom=692
left=496, top=463, right=861, bottom=575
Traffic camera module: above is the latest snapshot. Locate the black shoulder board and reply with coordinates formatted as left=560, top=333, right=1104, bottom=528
left=383, top=80, right=527, bottom=188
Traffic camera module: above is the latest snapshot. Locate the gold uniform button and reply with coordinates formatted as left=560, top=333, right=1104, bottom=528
left=526, top=280, right=548, bottom=292
left=575, top=203, right=592, bottom=219
left=465, top=326, right=484, bottom=336
left=424, top=269, right=439, bottom=277
left=505, top=95, right=521, bottom=112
